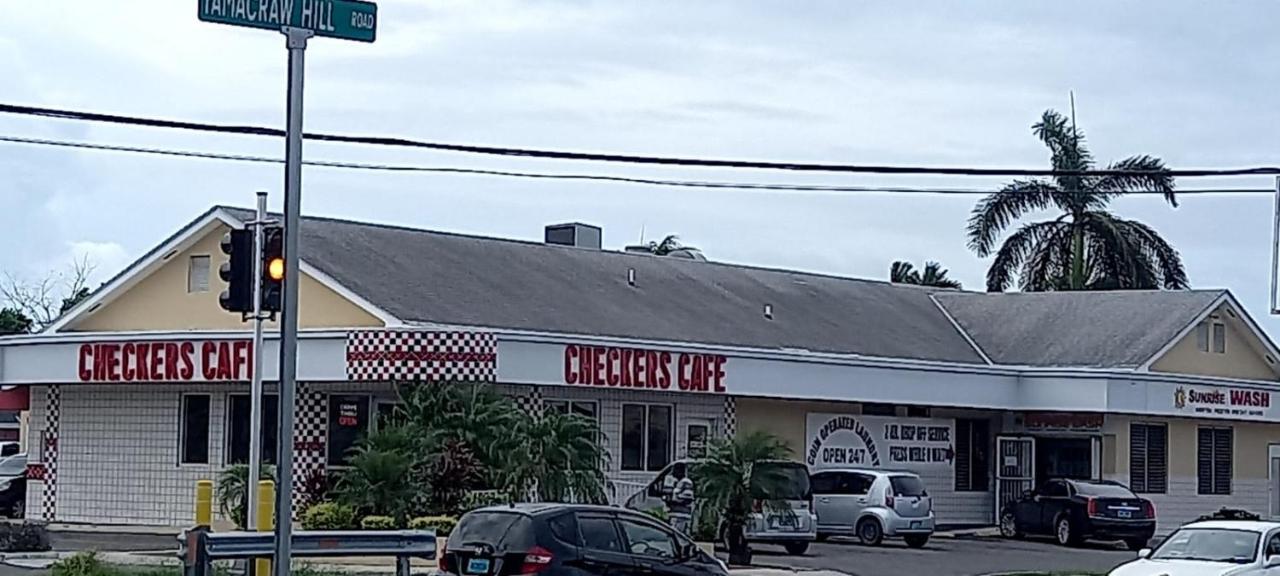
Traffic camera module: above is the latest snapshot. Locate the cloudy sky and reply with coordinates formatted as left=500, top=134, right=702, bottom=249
left=3, top=1, right=1280, bottom=331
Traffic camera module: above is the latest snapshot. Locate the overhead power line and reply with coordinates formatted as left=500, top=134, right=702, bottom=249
left=1, top=134, right=1272, bottom=197
left=2, top=102, right=1278, bottom=178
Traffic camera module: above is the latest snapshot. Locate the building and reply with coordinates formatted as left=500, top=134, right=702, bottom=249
left=1, top=206, right=1279, bottom=533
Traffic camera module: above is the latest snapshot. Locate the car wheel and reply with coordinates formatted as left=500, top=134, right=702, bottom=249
left=904, top=534, right=930, bottom=549
left=999, top=511, right=1022, bottom=539
left=784, top=542, right=809, bottom=555
left=1124, top=538, right=1148, bottom=551
left=856, top=518, right=883, bottom=546
left=1055, top=516, right=1080, bottom=547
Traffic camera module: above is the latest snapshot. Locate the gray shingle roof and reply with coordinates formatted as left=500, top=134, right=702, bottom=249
left=933, top=290, right=1225, bottom=367
left=222, top=207, right=987, bottom=364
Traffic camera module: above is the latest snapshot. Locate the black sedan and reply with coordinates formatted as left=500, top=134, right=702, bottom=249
left=999, top=479, right=1155, bottom=550
left=439, top=503, right=729, bottom=576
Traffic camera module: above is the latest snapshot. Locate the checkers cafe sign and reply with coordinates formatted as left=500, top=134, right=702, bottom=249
left=77, top=340, right=253, bottom=382
left=562, top=344, right=728, bottom=393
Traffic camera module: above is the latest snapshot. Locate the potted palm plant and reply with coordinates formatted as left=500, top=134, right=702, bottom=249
left=693, top=431, right=793, bottom=566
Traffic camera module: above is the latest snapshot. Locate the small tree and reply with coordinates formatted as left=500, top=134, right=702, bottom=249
left=694, top=431, right=793, bottom=564
left=0, top=308, right=33, bottom=335
left=216, top=464, right=276, bottom=529
left=335, top=424, right=420, bottom=524
left=0, top=256, right=96, bottom=330
left=502, top=410, right=609, bottom=504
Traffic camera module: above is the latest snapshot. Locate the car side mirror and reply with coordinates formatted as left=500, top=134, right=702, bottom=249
left=1136, top=548, right=1152, bottom=559
left=1265, top=554, right=1280, bottom=568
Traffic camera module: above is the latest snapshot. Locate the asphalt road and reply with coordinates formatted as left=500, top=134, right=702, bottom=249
left=747, top=535, right=1138, bottom=576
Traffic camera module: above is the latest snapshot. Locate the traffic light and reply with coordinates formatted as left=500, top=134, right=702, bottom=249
left=219, top=229, right=254, bottom=313
left=260, top=225, right=284, bottom=312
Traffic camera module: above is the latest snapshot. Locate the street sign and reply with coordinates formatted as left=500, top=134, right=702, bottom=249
left=198, top=0, right=378, bottom=42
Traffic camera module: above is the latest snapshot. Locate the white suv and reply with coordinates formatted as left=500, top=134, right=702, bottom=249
left=811, top=468, right=935, bottom=548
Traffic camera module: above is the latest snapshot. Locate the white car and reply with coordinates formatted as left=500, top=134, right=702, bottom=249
left=1109, top=520, right=1280, bottom=576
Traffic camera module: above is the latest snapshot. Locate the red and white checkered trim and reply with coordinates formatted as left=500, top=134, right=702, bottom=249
left=346, top=331, right=497, bottom=382
left=291, top=382, right=327, bottom=519
left=41, top=385, right=60, bottom=522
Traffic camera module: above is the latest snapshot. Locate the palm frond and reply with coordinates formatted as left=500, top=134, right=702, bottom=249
left=1019, top=221, right=1073, bottom=292
left=1095, top=155, right=1177, bottom=208
left=921, top=262, right=962, bottom=289
left=985, top=220, right=1067, bottom=292
left=1115, top=217, right=1190, bottom=289
left=889, top=261, right=917, bottom=284
left=966, top=179, right=1058, bottom=256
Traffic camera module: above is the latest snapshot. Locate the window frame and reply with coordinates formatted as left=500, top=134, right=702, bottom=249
left=327, top=394, right=373, bottom=467
left=1197, top=322, right=1211, bottom=352
left=1212, top=322, right=1227, bottom=354
left=178, top=393, right=212, bottom=465
left=620, top=403, right=674, bottom=472
left=1197, top=426, right=1233, bottom=496
left=1129, top=422, right=1168, bottom=494
left=954, top=418, right=990, bottom=492
left=187, top=255, right=211, bottom=293
left=616, top=515, right=678, bottom=560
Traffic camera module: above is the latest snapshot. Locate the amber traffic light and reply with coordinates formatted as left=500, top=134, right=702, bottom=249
left=261, top=226, right=284, bottom=313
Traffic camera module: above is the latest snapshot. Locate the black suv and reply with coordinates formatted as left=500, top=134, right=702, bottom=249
left=440, top=503, right=729, bottom=576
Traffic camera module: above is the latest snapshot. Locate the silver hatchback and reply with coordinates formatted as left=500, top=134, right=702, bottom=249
left=811, top=469, right=935, bottom=548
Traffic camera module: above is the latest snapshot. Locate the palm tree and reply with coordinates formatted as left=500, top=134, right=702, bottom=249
left=694, top=431, right=793, bottom=565
left=502, top=411, right=610, bottom=504
left=967, top=109, right=1188, bottom=292
left=216, top=464, right=276, bottom=529
left=889, top=261, right=962, bottom=289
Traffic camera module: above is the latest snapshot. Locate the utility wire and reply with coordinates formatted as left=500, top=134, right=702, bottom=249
left=1, top=134, right=1272, bottom=197
left=2, top=103, right=1278, bottom=178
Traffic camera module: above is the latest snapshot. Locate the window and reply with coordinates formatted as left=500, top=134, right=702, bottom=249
left=579, top=516, right=622, bottom=552
left=187, top=255, right=210, bottom=293
left=546, top=400, right=598, bottom=422
left=1213, top=322, right=1227, bottom=354
left=1197, top=323, right=1210, bottom=352
left=1197, top=427, right=1233, bottom=495
left=954, top=419, right=990, bottom=492
left=862, top=403, right=896, bottom=416
left=328, top=395, right=371, bottom=466
left=621, top=404, right=672, bottom=472
left=180, top=395, right=211, bottom=464
left=227, top=394, right=278, bottom=465
left=548, top=513, right=580, bottom=546
left=1130, top=423, right=1168, bottom=494
left=618, top=518, right=676, bottom=559
left=810, top=472, right=838, bottom=494
left=906, top=405, right=932, bottom=418
left=1043, top=480, right=1069, bottom=498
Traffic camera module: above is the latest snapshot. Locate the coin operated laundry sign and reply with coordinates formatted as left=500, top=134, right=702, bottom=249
left=805, top=413, right=955, bottom=471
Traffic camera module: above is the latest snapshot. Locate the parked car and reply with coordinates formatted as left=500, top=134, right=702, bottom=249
left=810, top=468, right=934, bottom=548
left=439, top=503, right=729, bottom=576
left=1108, top=520, right=1280, bottom=576
left=0, top=453, right=26, bottom=518
left=625, top=459, right=816, bottom=555
left=999, top=479, right=1155, bottom=549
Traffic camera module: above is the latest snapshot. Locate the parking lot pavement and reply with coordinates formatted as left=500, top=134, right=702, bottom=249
left=745, top=536, right=1138, bottom=576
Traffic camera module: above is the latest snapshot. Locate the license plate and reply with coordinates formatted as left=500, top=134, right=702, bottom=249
left=773, top=515, right=796, bottom=527
left=466, top=558, right=491, bottom=574
left=910, top=521, right=922, bottom=529
left=1118, top=510, right=1131, bottom=519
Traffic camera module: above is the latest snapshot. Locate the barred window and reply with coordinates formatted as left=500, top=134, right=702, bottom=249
left=1197, top=427, right=1232, bottom=495
left=1129, top=423, right=1167, bottom=494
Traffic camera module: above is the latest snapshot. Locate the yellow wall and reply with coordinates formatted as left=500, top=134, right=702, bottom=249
left=1106, top=414, right=1276, bottom=480
left=1151, top=306, right=1277, bottom=381
left=69, top=224, right=384, bottom=332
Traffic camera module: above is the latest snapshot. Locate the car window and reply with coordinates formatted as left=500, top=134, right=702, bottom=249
left=1152, top=528, right=1259, bottom=564
left=618, top=518, right=676, bottom=559
left=1267, top=534, right=1280, bottom=558
left=810, top=472, right=838, bottom=494
left=1042, top=481, right=1068, bottom=498
left=451, top=512, right=534, bottom=551
left=579, top=515, right=623, bottom=552
left=846, top=473, right=875, bottom=495
left=548, top=513, right=580, bottom=546
left=1072, top=482, right=1135, bottom=498
left=889, top=475, right=927, bottom=497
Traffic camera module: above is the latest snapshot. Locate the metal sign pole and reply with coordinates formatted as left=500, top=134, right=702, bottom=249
left=273, top=26, right=312, bottom=576
left=247, top=191, right=268, bottom=537
left=1271, top=176, right=1280, bottom=315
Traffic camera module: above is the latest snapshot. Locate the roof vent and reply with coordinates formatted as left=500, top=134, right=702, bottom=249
left=763, top=303, right=773, bottom=320
left=545, top=223, right=602, bottom=250
left=627, top=268, right=636, bottom=286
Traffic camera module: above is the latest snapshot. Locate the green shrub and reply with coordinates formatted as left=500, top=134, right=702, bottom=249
left=52, top=551, right=100, bottom=576
left=643, top=507, right=669, bottom=523
left=360, top=515, right=397, bottom=530
left=409, top=515, right=458, bottom=537
left=0, top=522, right=52, bottom=552
left=461, top=490, right=507, bottom=511
left=301, top=502, right=357, bottom=530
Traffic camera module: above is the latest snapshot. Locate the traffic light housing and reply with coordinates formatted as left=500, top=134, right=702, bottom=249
left=261, top=226, right=284, bottom=313
left=219, top=229, right=254, bottom=313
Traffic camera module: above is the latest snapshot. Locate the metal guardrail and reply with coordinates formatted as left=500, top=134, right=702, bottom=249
left=180, top=529, right=437, bottom=576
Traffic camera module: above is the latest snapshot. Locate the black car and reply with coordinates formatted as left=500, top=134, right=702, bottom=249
left=439, top=503, right=729, bottom=576
left=0, top=476, right=24, bottom=518
left=999, top=479, right=1155, bottom=550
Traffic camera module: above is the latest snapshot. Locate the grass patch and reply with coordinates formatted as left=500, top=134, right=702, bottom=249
left=52, top=553, right=349, bottom=576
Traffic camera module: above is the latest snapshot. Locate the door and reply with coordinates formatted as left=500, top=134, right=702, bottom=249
left=576, top=513, right=639, bottom=575
left=812, top=472, right=872, bottom=531
left=1012, top=489, right=1041, bottom=534
left=995, top=436, right=1036, bottom=521
left=1270, top=445, right=1280, bottom=519
left=811, top=472, right=841, bottom=531
left=1037, top=480, right=1071, bottom=531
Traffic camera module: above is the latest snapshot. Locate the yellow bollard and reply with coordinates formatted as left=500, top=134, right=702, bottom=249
left=255, top=480, right=275, bottom=576
left=195, top=480, right=214, bottom=528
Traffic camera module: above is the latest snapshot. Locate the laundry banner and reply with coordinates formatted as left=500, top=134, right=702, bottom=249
left=805, top=413, right=955, bottom=472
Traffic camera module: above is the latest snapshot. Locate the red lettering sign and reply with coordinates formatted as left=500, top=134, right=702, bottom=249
left=561, top=345, right=726, bottom=393
left=76, top=340, right=253, bottom=383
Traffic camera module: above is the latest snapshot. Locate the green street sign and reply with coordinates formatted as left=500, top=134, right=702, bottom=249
left=199, top=0, right=377, bottom=43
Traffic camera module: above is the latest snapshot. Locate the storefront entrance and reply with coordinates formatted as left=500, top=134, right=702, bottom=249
left=1035, top=436, right=1096, bottom=483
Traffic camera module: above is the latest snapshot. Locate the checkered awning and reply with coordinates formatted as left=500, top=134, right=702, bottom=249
left=346, top=330, right=497, bottom=382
